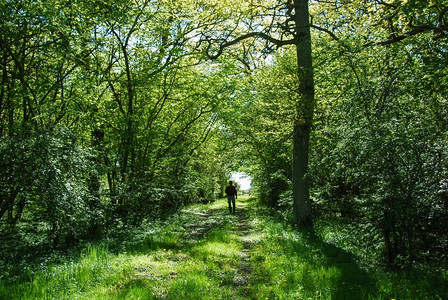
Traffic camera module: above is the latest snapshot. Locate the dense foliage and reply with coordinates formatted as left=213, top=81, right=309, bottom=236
left=230, top=2, right=448, bottom=268
left=311, top=40, right=448, bottom=268
left=0, top=0, right=233, bottom=262
left=1, top=0, right=447, bottom=276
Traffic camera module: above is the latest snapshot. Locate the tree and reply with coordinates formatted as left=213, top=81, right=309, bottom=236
left=200, top=0, right=448, bottom=228
left=0, top=0, right=242, bottom=246
left=218, top=48, right=296, bottom=208
left=309, top=9, right=448, bottom=266
left=201, top=0, right=315, bottom=227
left=0, top=0, right=99, bottom=225
left=291, top=0, right=314, bottom=227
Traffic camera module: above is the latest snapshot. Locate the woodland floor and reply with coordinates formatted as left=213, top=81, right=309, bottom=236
left=1, top=197, right=446, bottom=299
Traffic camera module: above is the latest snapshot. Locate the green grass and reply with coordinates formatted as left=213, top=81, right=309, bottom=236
left=1, top=197, right=447, bottom=299
left=245, top=204, right=447, bottom=300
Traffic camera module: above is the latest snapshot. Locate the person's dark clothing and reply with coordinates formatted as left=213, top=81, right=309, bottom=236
left=225, top=185, right=237, bottom=197
left=225, top=185, right=237, bottom=213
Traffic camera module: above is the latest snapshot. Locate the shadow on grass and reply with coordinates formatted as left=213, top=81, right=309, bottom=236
left=299, top=226, right=377, bottom=299
left=250, top=202, right=380, bottom=299
left=117, top=203, right=245, bottom=300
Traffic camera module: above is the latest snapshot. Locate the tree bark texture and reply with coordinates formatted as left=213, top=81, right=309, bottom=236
left=292, top=0, right=314, bottom=227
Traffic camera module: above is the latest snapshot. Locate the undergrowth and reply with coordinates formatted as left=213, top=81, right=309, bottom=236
left=1, top=197, right=446, bottom=299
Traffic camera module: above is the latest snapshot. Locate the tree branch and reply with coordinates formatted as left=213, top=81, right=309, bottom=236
left=375, top=0, right=398, bottom=9
left=376, top=24, right=448, bottom=45
left=310, top=25, right=339, bottom=41
left=437, top=6, right=448, bottom=28
left=204, top=32, right=297, bottom=59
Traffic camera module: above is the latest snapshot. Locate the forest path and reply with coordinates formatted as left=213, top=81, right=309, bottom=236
left=174, top=196, right=260, bottom=299
left=120, top=196, right=263, bottom=299
left=109, top=197, right=378, bottom=299
left=3, top=195, right=441, bottom=299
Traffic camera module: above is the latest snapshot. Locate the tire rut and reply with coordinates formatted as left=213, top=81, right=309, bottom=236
left=231, top=206, right=255, bottom=298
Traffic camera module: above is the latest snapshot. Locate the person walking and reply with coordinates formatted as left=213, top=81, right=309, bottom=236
left=225, top=181, right=237, bottom=213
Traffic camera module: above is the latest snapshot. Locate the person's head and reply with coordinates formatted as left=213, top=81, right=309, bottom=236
left=229, top=181, right=233, bottom=185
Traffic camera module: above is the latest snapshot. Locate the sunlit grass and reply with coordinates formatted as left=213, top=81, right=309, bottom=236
left=245, top=204, right=447, bottom=300
left=1, top=196, right=447, bottom=299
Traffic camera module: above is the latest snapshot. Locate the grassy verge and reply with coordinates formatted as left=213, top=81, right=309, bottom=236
left=246, top=204, right=447, bottom=300
left=1, top=197, right=446, bottom=299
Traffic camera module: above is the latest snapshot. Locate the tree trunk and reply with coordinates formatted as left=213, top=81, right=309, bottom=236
left=292, top=0, right=314, bottom=227
left=383, top=228, right=393, bottom=268
left=292, top=124, right=312, bottom=226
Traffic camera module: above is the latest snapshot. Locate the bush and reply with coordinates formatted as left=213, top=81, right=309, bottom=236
left=0, top=128, right=97, bottom=249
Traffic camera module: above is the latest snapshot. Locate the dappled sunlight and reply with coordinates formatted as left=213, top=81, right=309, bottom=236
left=192, top=241, right=241, bottom=258
left=2, top=196, right=446, bottom=299
left=2, top=1, right=447, bottom=299
left=244, top=201, right=381, bottom=299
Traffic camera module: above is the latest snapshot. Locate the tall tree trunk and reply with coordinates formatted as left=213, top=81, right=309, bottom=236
left=292, top=0, right=314, bottom=227
left=292, top=124, right=312, bottom=226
